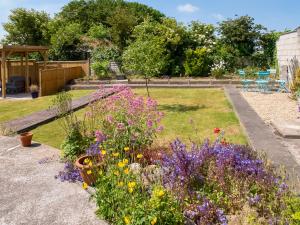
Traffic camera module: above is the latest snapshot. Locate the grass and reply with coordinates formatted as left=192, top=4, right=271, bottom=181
left=0, top=90, right=94, bottom=123
left=32, top=88, right=247, bottom=149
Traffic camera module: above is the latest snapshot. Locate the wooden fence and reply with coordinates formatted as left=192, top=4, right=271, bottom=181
left=39, top=66, right=84, bottom=96
left=0, top=60, right=89, bottom=85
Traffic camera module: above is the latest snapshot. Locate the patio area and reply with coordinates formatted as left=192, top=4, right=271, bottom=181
left=0, top=136, right=107, bottom=225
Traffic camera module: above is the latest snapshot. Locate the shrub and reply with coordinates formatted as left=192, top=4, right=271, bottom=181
left=52, top=91, right=92, bottom=161
left=91, top=61, right=110, bottom=79
left=211, top=61, right=226, bottom=79
left=95, top=152, right=184, bottom=225
left=184, top=48, right=212, bottom=76
left=86, top=86, right=164, bottom=161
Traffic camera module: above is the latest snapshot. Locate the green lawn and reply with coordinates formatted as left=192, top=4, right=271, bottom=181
left=32, top=88, right=247, bottom=149
left=0, top=90, right=94, bottom=123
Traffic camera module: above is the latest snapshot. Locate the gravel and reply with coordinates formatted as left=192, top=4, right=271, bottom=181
left=241, top=92, right=299, bottom=124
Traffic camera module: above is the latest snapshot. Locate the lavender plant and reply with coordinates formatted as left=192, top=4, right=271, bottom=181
left=161, top=137, right=292, bottom=224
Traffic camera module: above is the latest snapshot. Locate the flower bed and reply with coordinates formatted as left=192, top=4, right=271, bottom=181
left=54, top=86, right=300, bottom=225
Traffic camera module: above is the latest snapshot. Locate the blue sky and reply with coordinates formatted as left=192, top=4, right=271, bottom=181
left=0, top=0, right=299, bottom=39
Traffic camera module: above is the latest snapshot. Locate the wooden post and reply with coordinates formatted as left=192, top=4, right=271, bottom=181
left=1, top=50, right=6, bottom=98
left=39, top=69, right=42, bottom=97
left=21, top=54, right=24, bottom=76
left=25, top=51, right=29, bottom=92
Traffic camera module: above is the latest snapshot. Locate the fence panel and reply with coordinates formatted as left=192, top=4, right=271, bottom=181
left=39, top=66, right=83, bottom=96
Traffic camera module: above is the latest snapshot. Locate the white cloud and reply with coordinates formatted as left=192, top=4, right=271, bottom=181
left=212, top=13, right=225, bottom=21
left=177, top=3, right=199, bottom=13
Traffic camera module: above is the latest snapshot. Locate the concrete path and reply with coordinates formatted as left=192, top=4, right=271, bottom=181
left=225, top=87, right=300, bottom=182
left=0, top=136, right=107, bottom=225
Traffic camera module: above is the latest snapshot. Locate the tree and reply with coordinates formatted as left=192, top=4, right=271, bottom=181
left=122, top=37, right=168, bottom=96
left=2, top=8, right=50, bottom=45
left=259, top=31, right=280, bottom=66
left=49, top=22, right=83, bottom=60
left=131, top=18, right=188, bottom=75
left=107, top=6, right=138, bottom=50
left=188, top=21, right=216, bottom=50
left=218, top=15, right=265, bottom=57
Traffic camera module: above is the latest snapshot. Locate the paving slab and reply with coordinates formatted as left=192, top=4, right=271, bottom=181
left=225, top=86, right=300, bottom=182
left=271, top=120, right=300, bottom=138
left=0, top=136, right=107, bottom=225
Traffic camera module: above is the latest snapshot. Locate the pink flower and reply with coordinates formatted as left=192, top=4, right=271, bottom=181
left=107, top=115, right=113, bottom=123
left=117, top=123, right=125, bottom=130
left=147, top=120, right=153, bottom=128
left=157, top=126, right=164, bottom=132
left=95, top=130, right=106, bottom=142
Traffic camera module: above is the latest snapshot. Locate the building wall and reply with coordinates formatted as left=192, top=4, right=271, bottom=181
left=276, top=28, right=300, bottom=82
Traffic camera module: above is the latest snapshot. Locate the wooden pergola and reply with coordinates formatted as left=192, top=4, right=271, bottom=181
left=0, top=45, right=49, bottom=98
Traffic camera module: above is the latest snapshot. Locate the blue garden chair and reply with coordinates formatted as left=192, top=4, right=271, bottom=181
left=256, top=71, right=270, bottom=93
left=238, top=70, right=253, bottom=91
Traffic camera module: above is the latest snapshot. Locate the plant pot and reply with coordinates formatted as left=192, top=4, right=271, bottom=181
left=31, top=92, right=39, bottom=99
left=75, top=155, right=102, bottom=186
left=20, top=132, right=33, bottom=147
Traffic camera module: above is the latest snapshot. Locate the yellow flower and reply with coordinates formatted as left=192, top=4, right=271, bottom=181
left=118, top=161, right=125, bottom=168
left=84, top=158, right=90, bottom=164
left=101, top=150, right=106, bottom=155
left=151, top=217, right=157, bottom=225
left=128, top=187, right=134, bottom=193
left=82, top=182, right=88, bottom=190
left=118, top=181, right=124, bottom=187
left=87, top=170, right=92, bottom=175
left=137, top=154, right=143, bottom=159
left=124, top=168, right=129, bottom=175
left=113, top=171, right=120, bottom=176
left=124, top=147, right=130, bottom=152
left=88, top=161, right=93, bottom=167
left=124, top=216, right=131, bottom=225
left=98, top=170, right=103, bottom=175
left=123, top=159, right=129, bottom=165
left=112, top=152, right=120, bottom=157
left=128, top=181, right=136, bottom=188
left=157, top=190, right=165, bottom=197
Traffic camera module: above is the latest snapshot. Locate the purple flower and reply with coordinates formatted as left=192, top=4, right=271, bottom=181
left=95, top=130, right=106, bottom=142
left=55, top=162, right=82, bottom=183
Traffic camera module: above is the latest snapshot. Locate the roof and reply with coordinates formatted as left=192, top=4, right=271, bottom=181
left=0, top=45, right=49, bottom=54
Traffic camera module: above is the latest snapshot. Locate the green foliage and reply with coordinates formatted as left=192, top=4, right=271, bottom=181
left=52, top=91, right=91, bottom=160
left=61, top=122, right=89, bottom=161
left=183, top=48, right=212, bottom=76
left=87, top=23, right=110, bottom=40
left=91, top=61, right=110, bottom=79
left=95, top=160, right=183, bottom=225
left=122, top=37, right=169, bottom=77
left=188, top=21, right=216, bottom=50
left=2, top=8, right=50, bottom=45
left=107, top=6, right=138, bottom=49
left=49, top=22, right=83, bottom=59
left=218, top=15, right=265, bottom=56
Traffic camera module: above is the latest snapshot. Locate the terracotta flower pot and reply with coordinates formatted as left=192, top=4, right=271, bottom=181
left=75, top=155, right=102, bottom=186
left=20, top=132, right=33, bottom=147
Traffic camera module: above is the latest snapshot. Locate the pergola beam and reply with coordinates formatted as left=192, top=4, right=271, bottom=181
left=0, top=45, right=49, bottom=98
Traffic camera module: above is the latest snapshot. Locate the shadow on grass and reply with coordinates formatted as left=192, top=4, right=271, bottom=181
left=159, top=104, right=205, bottom=112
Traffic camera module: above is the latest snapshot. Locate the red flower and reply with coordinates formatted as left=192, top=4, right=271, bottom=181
left=214, top=128, right=221, bottom=134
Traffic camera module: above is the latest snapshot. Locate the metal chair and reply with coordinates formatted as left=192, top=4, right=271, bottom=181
left=238, top=70, right=253, bottom=91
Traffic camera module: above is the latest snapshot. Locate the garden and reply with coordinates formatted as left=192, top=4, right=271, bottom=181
left=51, top=85, right=300, bottom=225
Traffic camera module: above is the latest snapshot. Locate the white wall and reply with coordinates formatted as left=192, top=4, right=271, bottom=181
left=276, top=28, right=300, bottom=81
